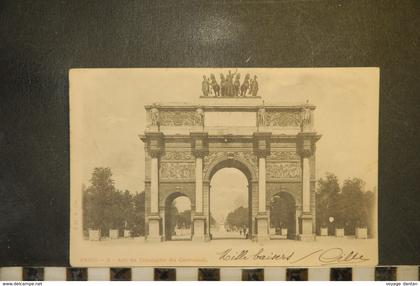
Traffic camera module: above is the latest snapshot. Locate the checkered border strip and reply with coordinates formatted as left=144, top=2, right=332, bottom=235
left=0, top=266, right=419, bottom=281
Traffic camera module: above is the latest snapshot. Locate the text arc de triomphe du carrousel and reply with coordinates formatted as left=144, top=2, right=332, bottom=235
left=140, top=73, right=321, bottom=242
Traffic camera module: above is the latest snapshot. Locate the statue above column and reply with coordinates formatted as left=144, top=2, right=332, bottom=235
left=201, top=70, right=259, bottom=97
left=301, top=100, right=314, bottom=132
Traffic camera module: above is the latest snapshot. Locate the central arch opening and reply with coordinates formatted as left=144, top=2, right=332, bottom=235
left=209, top=166, right=251, bottom=240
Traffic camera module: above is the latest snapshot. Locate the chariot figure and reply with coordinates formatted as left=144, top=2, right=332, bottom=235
left=250, top=75, right=259, bottom=96
left=226, top=70, right=236, bottom=96
left=210, top=74, right=220, bottom=97
left=233, top=73, right=241, bottom=96
left=240, top=74, right=250, bottom=96
left=201, top=75, right=210, bottom=96
left=220, top=74, right=227, bottom=97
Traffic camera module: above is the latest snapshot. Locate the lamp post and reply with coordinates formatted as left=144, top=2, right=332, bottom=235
left=329, top=216, right=334, bottom=236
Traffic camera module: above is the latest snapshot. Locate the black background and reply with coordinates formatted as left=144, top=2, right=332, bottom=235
left=0, top=0, right=419, bottom=266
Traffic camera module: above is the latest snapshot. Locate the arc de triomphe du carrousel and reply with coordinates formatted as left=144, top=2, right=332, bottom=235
left=139, top=83, right=321, bottom=243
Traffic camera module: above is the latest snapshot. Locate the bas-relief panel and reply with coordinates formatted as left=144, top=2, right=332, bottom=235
left=265, top=111, right=301, bottom=127
left=159, top=110, right=201, bottom=126
left=267, top=151, right=300, bottom=161
left=161, top=151, right=194, bottom=161
left=160, top=162, right=195, bottom=179
left=266, top=162, right=301, bottom=179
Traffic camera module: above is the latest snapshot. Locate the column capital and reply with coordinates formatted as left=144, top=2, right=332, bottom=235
left=253, top=132, right=271, bottom=157
left=297, top=132, right=321, bottom=158
left=191, top=132, right=209, bottom=158
left=143, top=132, right=164, bottom=158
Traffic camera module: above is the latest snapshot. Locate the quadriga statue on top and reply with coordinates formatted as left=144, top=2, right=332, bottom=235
left=201, top=70, right=259, bottom=97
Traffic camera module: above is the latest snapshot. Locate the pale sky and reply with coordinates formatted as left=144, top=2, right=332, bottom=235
left=70, top=68, right=379, bottom=205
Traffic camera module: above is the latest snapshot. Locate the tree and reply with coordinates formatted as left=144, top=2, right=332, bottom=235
left=166, top=202, right=179, bottom=237
left=340, top=178, right=373, bottom=234
left=132, top=191, right=146, bottom=236
left=83, top=167, right=117, bottom=234
left=176, top=210, right=192, bottom=229
left=225, top=206, right=249, bottom=230
left=83, top=167, right=142, bottom=237
left=209, top=214, right=217, bottom=226
left=316, top=173, right=375, bottom=236
left=316, top=173, right=341, bottom=231
left=270, top=193, right=296, bottom=230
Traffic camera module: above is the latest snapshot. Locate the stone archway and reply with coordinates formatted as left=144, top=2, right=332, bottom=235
left=164, top=192, right=192, bottom=241
left=270, top=192, right=296, bottom=239
left=140, top=97, right=321, bottom=242
left=205, top=158, right=256, bottom=240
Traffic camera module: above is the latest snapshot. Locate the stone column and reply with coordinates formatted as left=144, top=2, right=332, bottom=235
left=191, top=132, right=208, bottom=241
left=192, top=155, right=206, bottom=241
left=150, top=157, right=159, bottom=213
left=253, top=132, right=271, bottom=242
left=203, top=182, right=211, bottom=240
left=159, top=208, right=165, bottom=240
left=195, top=157, right=203, bottom=213
left=258, top=157, right=266, bottom=213
left=143, top=132, right=163, bottom=242
left=297, top=132, right=318, bottom=241
left=147, top=154, right=162, bottom=242
left=302, top=157, right=311, bottom=213
left=295, top=205, right=302, bottom=238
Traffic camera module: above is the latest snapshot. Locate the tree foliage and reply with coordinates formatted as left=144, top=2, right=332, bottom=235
left=270, top=193, right=295, bottom=230
left=225, top=206, right=249, bottom=229
left=82, top=167, right=146, bottom=237
left=316, top=173, right=376, bottom=235
left=176, top=210, right=192, bottom=229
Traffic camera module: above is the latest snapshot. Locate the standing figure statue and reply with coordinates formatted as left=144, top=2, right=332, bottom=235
left=201, top=75, right=210, bottom=96
left=257, top=107, right=266, bottom=127
left=301, top=100, right=312, bottom=131
left=220, top=74, right=227, bottom=97
left=210, top=74, right=220, bottom=97
left=195, top=107, right=205, bottom=126
left=233, top=73, right=241, bottom=96
left=250, top=75, right=259, bottom=96
left=240, top=74, right=250, bottom=96
left=150, top=106, right=159, bottom=126
left=226, top=70, right=236, bottom=96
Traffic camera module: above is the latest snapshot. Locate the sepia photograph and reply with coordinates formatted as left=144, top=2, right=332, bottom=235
left=70, top=68, right=379, bottom=267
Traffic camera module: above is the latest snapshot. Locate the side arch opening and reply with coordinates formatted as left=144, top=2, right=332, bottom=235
left=164, top=192, right=192, bottom=241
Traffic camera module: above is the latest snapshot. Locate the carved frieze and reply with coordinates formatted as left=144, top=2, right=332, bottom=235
left=267, top=162, right=301, bottom=179
left=203, top=151, right=258, bottom=175
left=160, top=162, right=195, bottom=179
left=159, top=110, right=201, bottom=126
left=161, top=151, right=194, bottom=161
left=267, top=151, right=300, bottom=161
left=264, top=111, right=301, bottom=127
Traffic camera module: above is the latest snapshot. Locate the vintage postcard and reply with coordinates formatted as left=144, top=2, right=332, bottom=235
left=70, top=68, right=379, bottom=267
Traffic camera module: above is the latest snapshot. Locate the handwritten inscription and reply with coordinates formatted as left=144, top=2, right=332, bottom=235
left=217, top=248, right=369, bottom=265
